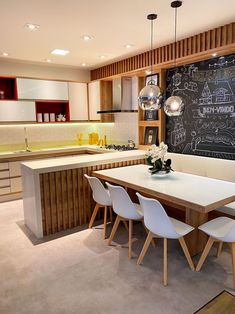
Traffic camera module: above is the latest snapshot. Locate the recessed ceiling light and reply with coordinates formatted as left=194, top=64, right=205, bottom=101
left=2, top=52, right=9, bottom=57
left=25, top=23, right=40, bottom=30
left=81, top=63, right=86, bottom=66
left=124, top=44, right=134, bottom=48
left=45, top=59, right=52, bottom=62
left=80, top=35, right=93, bottom=41
left=212, top=53, right=217, bottom=57
left=99, top=55, right=106, bottom=59
left=51, top=49, right=70, bottom=56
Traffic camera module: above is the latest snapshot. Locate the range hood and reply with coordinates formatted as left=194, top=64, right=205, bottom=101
left=97, top=77, right=139, bottom=114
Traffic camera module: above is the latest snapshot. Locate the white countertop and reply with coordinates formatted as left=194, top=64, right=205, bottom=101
left=21, top=149, right=146, bottom=173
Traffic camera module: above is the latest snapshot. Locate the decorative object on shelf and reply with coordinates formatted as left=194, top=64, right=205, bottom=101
left=164, top=1, right=185, bottom=117
left=0, top=90, right=4, bottom=99
left=49, top=113, right=55, bottom=122
left=146, top=142, right=173, bottom=175
left=144, top=109, right=158, bottom=121
left=43, top=113, right=49, bottom=122
left=144, top=127, right=158, bottom=145
left=56, top=113, right=63, bottom=122
left=37, top=113, right=43, bottom=123
left=61, top=115, right=66, bottom=122
left=138, top=14, right=162, bottom=111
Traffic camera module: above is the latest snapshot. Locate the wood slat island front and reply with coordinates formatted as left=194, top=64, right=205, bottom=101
left=21, top=150, right=146, bottom=238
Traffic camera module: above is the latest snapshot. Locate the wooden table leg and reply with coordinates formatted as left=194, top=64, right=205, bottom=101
left=185, top=208, right=208, bottom=256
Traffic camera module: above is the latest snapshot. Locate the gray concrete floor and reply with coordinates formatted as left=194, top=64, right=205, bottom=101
left=0, top=200, right=234, bottom=314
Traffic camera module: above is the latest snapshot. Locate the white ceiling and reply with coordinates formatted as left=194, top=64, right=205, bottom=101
left=1, top=0, right=235, bottom=70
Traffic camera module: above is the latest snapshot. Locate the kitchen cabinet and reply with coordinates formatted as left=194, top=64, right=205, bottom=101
left=0, top=101, right=36, bottom=122
left=68, top=82, right=88, bottom=120
left=17, top=78, right=68, bottom=101
left=0, top=77, right=17, bottom=100
left=88, top=81, right=100, bottom=120
left=0, top=161, right=22, bottom=199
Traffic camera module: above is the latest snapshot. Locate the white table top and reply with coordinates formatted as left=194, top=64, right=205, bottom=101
left=93, top=164, right=235, bottom=213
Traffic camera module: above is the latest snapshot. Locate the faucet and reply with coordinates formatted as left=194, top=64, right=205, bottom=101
left=24, top=127, right=30, bottom=152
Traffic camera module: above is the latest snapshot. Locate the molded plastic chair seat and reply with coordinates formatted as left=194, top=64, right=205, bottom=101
left=136, top=193, right=195, bottom=286
left=196, top=216, right=235, bottom=288
left=84, top=174, right=113, bottom=239
left=198, top=217, right=235, bottom=242
left=216, top=202, right=235, bottom=216
left=106, top=182, right=148, bottom=259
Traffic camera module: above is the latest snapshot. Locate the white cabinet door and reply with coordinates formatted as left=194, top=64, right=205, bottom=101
left=0, top=101, right=36, bottom=121
left=68, top=83, right=88, bottom=120
left=88, top=81, right=101, bottom=120
left=17, top=78, right=68, bottom=100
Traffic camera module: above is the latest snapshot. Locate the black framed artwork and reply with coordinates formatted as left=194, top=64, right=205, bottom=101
left=144, top=110, right=158, bottom=121
left=144, top=127, right=158, bottom=145
left=145, top=73, right=159, bottom=86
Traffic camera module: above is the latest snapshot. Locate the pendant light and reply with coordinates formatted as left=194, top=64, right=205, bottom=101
left=138, top=14, right=162, bottom=111
left=164, top=1, right=185, bottom=116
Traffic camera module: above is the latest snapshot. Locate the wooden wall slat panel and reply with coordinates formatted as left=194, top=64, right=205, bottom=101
left=91, top=22, right=235, bottom=80
left=40, top=159, right=146, bottom=236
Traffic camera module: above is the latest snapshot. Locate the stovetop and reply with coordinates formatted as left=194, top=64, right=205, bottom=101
left=105, top=144, right=137, bottom=151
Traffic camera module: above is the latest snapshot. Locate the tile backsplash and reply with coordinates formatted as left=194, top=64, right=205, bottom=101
left=0, top=113, right=138, bottom=152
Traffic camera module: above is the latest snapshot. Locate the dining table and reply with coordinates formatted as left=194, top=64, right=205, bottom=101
left=93, top=164, right=235, bottom=256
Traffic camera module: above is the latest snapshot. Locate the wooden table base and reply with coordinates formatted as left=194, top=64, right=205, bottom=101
left=185, top=208, right=208, bottom=256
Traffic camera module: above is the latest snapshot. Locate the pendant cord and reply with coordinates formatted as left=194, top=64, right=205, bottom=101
left=174, top=6, right=177, bottom=67
left=150, top=19, right=153, bottom=80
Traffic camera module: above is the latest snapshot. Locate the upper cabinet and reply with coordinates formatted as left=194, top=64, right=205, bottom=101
left=17, top=78, right=68, bottom=101
left=68, top=82, right=88, bottom=121
left=0, top=101, right=36, bottom=122
left=88, top=81, right=100, bottom=121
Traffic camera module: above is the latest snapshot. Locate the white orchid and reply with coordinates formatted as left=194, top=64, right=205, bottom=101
left=146, top=142, right=172, bottom=174
left=146, top=142, right=168, bottom=162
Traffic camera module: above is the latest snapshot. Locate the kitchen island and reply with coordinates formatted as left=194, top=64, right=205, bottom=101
left=21, top=149, right=146, bottom=238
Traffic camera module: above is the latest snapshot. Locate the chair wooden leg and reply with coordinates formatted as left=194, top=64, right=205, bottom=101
left=216, top=241, right=223, bottom=258
left=196, top=236, right=215, bottom=271
left=178, top=237, right=195, bottom=271
left=123, top=220, right=129, bottom=231
left=141, top=221, right=156, bottom=247
left=109, top=207, right=113, bottom=223
left=88, top=204, right=100, bottom=229
left=231, top=243, right=235, bottom=289
left=128, top=219, right=133, bottom=259
left=108, top=215, right=121, bottom=245
left=163, top=238, right=168, bottom=286
left=137, top=231, right=153, bottom=265
left=103, top=206, right=108, bottom=239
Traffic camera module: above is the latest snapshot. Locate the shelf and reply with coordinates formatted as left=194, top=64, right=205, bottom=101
left=139, top=120, right=160, bottom=127
left=0, top=77, right=17, bottom=100
left=35, top=101, right=70, bottom=122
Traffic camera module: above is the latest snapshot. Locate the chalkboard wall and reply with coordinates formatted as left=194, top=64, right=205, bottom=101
left=165, top=53, right=235, bottom=160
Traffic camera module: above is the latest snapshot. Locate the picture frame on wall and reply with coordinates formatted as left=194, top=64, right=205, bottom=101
left=146, top=73, right=159, bottom=86
left=144, top=127, right=158, bottom=145
left=144, top=109, right=158, bottom=121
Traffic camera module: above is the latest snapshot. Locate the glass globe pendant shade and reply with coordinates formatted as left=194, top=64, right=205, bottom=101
left=164, top=95, right=184, bottom=116
left=138, top=80, right=162, bottom=110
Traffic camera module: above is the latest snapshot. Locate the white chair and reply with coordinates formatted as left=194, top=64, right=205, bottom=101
left=136, top=193, right=195, bottom=286
left=84, top=174, right=113, bottom=239
left=196, top=217, right=235, bottom=288
left=106, top=182, right=144, bottom=259
left=216, top=202, right=235, bottom=217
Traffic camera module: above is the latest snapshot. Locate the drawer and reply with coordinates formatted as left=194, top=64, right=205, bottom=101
left=10, top=177, right=22, bottom=193
left=0, top=162, right=9, bottom=170
left=0, top=170, right=10, bottom=179
left=0, top=187, right=11, bottom=195
left=0, top=178, right=10, bottom=188
left=9, top=161, right=21, bottom=177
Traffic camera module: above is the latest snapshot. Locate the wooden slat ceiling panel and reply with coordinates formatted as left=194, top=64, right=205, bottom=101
left=91, top=22, right=235, bottom=80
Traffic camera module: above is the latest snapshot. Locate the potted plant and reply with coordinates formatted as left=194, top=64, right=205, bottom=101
left=146, top=142, right=173, bottom=175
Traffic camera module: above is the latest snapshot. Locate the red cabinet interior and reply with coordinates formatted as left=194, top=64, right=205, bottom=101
left=0, top=77, right=17, bottom=100
left=35, top=101, right=70, bottom=122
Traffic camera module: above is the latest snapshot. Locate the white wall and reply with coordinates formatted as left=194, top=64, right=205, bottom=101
left=0, top=58, right=90, bottom=82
